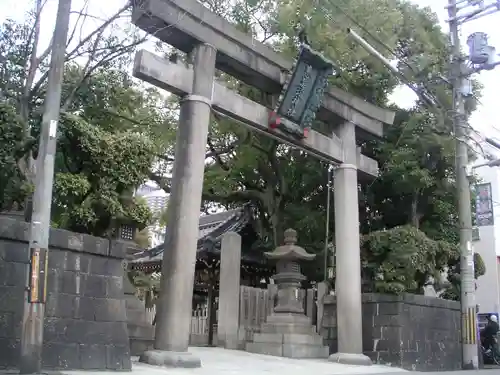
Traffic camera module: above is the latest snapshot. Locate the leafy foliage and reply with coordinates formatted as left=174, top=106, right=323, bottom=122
left=0, top=8, right=171, bottom=236
left=0, top=0, right=486, bottom=301
left=440, top=252, right=486, bottom=301
left=193, top=0, right=484, bottom=296
left=50, top=113, right=155, bottom=235
left=361, top=226, right=459, bottom=294
left=128, top=270, right=160, bottom=307
left=134, top=228, right=152, bottom=249
left=0, top=102, right=34, bottom=210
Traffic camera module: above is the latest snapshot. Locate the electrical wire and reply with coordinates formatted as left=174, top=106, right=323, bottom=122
left=320, top=0, right=428, bottom=82
left=316, top=2, right=443, bottom=142
left=313, top=0, right=491, bottom=188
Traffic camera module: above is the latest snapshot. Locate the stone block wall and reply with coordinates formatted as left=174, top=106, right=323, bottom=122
left=321, top=293, right=461, bottom=371
left=123, top=275, right=154, bottom=356
left=0, top=217, right=131, bottom=370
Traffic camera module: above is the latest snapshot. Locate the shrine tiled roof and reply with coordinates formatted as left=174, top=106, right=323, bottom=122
left=129, top=205, right=262, bottom=266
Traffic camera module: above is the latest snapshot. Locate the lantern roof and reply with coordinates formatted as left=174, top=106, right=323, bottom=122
left=264, top=229, right=316, bottom=261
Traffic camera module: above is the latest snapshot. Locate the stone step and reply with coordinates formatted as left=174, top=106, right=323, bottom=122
left=260, top=322, right=316, bottom=335
left=252, top=332, right=324, bottom=346
left=246, top=342, right=329, bottom=359
left=246, top=342, right=283, bottom=357
left=266, top=313, right=312, bottom=325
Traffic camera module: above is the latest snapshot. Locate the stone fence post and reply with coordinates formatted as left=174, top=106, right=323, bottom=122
left=217, top=231, right=241, bottom=349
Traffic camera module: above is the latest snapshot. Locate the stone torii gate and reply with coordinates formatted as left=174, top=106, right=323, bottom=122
left=131, top=0, right=395, bottom=368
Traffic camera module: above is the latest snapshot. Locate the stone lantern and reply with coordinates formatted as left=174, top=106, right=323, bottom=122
left=246, top=229, right=329, bottom=359
left=265, top=228, right=315, bottom=315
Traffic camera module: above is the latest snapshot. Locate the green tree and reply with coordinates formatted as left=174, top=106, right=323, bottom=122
left=48, top=112, right=155, bottom=236
left=134, top=228, right=152, bottom=249
left=128, top=270, right=161, bottom=307
left=0, top=6, right=174, bottom=236
left=0, top=102, right=33, bottom=211
left=440, top=252, right=486, bottom=301
left=192, top=0, right=483, bottom=291
left=0, top=2, right=143, bottom=184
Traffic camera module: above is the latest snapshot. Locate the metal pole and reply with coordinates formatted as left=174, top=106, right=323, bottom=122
left=346, top=28, right=436, bottom=107
left=485, top=137, right=500, bottom=150
left=323, top=165, right=332, bottom=282
left=447, top=0, right=478, bottom=369
left=347, top=28, right=400, bottom=77
left=19, top=0, right=72, bottom=373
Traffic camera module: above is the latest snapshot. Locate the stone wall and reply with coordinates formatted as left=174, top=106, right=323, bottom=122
left=320, top=293, right=461, bottom=371
left=0, top=217, right=131, bottom=370
left=124, top=275, right=154, bottom=356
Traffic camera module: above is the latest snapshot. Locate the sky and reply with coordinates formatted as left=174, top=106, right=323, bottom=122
left=1, top=0, right=499, bottom=141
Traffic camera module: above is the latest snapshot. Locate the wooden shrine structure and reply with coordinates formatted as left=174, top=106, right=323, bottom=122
left=129, top=205, right=273, bottom=292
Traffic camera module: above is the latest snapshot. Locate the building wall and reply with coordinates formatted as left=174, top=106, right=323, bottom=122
left=148, top=222, right=165, bottom=248
left=473, top=164, right=500, bottom=315
left=0, top=217, right=131, bottom=370
left=320, top=294, right=461, bottom=371
left=136, top=183, right=168, bottom=248
left=475, top=225, right=500, bottom=314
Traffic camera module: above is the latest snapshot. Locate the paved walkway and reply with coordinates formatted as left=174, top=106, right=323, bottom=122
left=71, top=347, right=406, bottom=375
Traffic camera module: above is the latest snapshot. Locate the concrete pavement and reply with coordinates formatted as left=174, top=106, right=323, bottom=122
left=73, top=347, right=406, bottom=375
left=5, top=347, right=500, bottom=374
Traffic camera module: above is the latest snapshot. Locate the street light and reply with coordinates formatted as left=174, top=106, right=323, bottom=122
left=471, top=158, right=500, bottom=171
left=468, top=158, right=500, bottom=182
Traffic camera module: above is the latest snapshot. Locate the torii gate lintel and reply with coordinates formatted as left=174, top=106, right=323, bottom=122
left=133, top=49, right=378, bottom=178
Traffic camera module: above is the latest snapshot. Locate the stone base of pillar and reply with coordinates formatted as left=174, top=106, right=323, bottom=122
left=217, top=327, right=246, bottom=350
left=246, top=313, right=329, bottom=359
left=328, top=352, right=373, bottom=366
left=139, top=349, right=202, bottom=368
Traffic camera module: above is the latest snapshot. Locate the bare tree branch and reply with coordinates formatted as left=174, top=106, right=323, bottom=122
left=18, top=0, right=44, bottom=179
left=149, top=172, right=170, bottom=191
left=203, top=189, right=264, bottom=203
left=267, top=141, right=286, bottom=196
left=154, top=134, right=247, bottom=168
left=60, top=19, right=109, bottom=111
left=155, top=153, right=175, bottom=163
left=66, top=2, right=131, bottom=59
left=207, top=135, right=230, bottom=170
left=66, top=0, right=90, bottom=48
left=30, top=2, right=131, bottom=98
left=21, top=0, right=43, bottom=124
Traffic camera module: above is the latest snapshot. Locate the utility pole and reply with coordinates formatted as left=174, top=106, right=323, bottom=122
left=19, top=0, right=72, bottom=373
left=447, top=0, right=477, bottom=368
left=447, top=0, right=499, bottom=369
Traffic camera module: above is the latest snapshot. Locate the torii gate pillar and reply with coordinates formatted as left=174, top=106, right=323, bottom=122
left=139, top=43, right=216, bottom=368
left=329, top=121, right=372, bottom=366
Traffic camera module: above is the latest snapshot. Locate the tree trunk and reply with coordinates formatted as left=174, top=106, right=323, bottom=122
left=269, top=198, right=285, bottom=247
left=19, top=0, right=43, bottom=220
left=410, top=191, right=422, bottom=229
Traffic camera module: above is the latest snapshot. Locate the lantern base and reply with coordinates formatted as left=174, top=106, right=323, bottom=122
left=139, top=349, right=201, bottom=368
left=245, top=313, right=328, bottom=358
left=328, top=352, right=373, bottom=366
